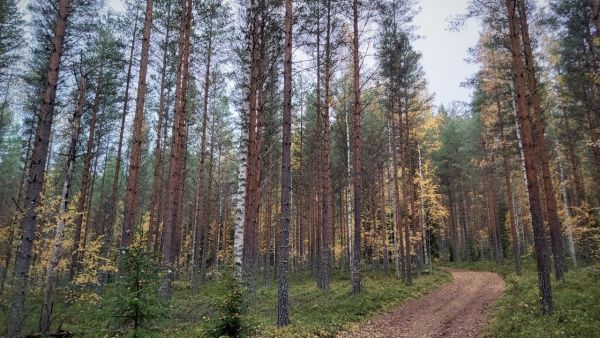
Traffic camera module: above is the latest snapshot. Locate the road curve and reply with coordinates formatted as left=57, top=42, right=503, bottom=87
left=339, top=268, right=505, bottom=338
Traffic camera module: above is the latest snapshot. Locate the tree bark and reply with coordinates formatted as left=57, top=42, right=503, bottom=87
left=380, top=166, right=389, bottom=274
left=148, top=2, right=172, bottom=251
left=233, top=0, right=258, bottom=280
left=8, top=0, right=70, bottom=335
left=389, top=114, right=405, bottom=279
left=497, top=99, right=521, bottom=275
left=70, top=87, right=101, bottom=280
left=318, top=0, right=333, bottom=291
left=351, top=0, right=362, bottom=294
left=277, top=0, right=292, bottom=325
left=199, top=115, right=217, bottom=284
left=161, top=0, right=192, bottom=299
left=100, top=8, right=139, bottom=283
left=505, top=0, right=553, bottom=314
left=122, top=0, right=154, bottom=249
left=191, top=35, right=212, bottom=288
left=517, top=0, right=567, bottom=281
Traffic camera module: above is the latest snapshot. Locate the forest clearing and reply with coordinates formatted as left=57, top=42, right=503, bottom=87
left=1, top=0, right=600, bottom=337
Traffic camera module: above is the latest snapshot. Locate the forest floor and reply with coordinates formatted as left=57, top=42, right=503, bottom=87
left=0, top=268, right=452, bottom=337
left=340, top=268, right=505, bottom=338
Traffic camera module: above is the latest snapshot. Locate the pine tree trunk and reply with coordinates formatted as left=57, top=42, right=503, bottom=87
left=319, top=0, right=332, bottom=291
left=161, top=0, right=192, bottom=299
left=242, top=0, right=263, bottom=291
left=100, top=11, right=139, bottom=282
left=517, top=0, right=567, bottom=280
left=277, top=0, right=292, bottom=325
left=556, top=144, right=577, bottom=268
left=380, top=166, right=389, bottom=274
left=70, top=88, right=100, bottom=281
left=506, top=0, right=553, bottom=314
left=351, top=0, right=362, bottom=294
left=8, top=1, right=70, bottom=335
left=200, top=116, right=217, bottom=284
left=191, top=39, right=212, bottom=288
left=122, top=0, right=154, bottom=249
left=148, top=3, right=172, bottom=251
left=389, top=114, right=405, bottom=279
left=497, top=100, right=521, bottom=274
left=400, top=108, right=412, bottom=284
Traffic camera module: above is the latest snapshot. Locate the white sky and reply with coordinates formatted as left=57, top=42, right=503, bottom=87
left=412, top=0, right=481, bottom=109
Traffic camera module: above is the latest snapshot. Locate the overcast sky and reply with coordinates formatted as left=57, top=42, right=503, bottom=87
left=412, top=0, right=480, bottom=109
left=107, top=0, right=480, bottom=109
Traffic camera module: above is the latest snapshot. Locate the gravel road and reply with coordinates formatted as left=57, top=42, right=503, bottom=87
left=340, top=268, right=505, bottom=338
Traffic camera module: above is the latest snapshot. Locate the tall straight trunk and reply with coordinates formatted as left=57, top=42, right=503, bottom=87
left=148, top=3, right=172, bottom=250
left=557, top=144, right=577, bottom=268
left=191, top=39, right=212, bottom=287
left=122, top=0, right=154, bottom=249
left=83, top=133, right=100, bottom=250
left=345, top=107, right=353, bottom=273
left=277, top=0, right=292, bottom=325
left=563, top=120, right=585, bottom=207
left=211, top=150, right=225, bottom=271
left=200, top=115, right=217, bottom=284
left=497, top=100, right=521, bottom=274
left=459, top=188, right=471, bottom=263
left=448, top=190, right=459, bottom=261
left=234, top=125, right=248, bottom=278
left=319, top=0, right=331, bottom=290
left=400, top=105, right=412, bottom=283
left=234, top=0, right=255, bottom=280
left=409, top=145, right=423, bottom=271
left=380, top=166, right=389, bottom=273
left=368, top=186, right=377, bottom=266
left=313, top=4, right=323, bottom=280
left=101, top=11, right=139, bottom=277
left=262, top=175, right=272, bottom=285
left=389, top=114, right=404, bottom=278
left=70, top=89, right=100, bottom=280
left=506, top=0, right=553, bottom=314
left=351, top=0, right=362, bottom=294
left=517, top=0, right=566, bottom=280
left=242, top=0, right=263, bottom=291
left=222, top=184, right=230, bottom=264
left=162, top=0, right=192, bottom=299
left=39, top=75, right=86, bottom=333
left=8, top=0, right=70, bottom=335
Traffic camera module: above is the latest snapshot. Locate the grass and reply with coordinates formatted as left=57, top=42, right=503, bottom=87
left=448, top=259, right=600, bottom=338
left=0, top=267, right=451, bottom=337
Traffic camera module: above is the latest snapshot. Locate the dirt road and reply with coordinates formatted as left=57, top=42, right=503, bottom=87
left=340, top=268, right=505, bottom=338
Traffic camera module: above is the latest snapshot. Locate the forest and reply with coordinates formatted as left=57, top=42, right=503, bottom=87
left=0, top=0, right=599, bottom=337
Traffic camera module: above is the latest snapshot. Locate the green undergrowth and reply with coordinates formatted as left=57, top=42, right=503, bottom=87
left=1, top=268, right=451, bottom=337
left=179, top=268, right=451, bottom=337
left=448, top=260, right=600, bottom=338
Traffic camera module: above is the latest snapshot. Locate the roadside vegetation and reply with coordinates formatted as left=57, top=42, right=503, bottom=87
left=450, top=260, right=600, bottom=338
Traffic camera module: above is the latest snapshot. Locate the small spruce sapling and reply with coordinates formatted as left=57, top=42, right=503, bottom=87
left=112, top=231, right=163, bottom=337
left=206, top=272, right=253, bottom=338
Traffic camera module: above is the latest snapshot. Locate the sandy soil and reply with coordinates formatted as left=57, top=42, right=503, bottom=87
left=339, top=268, right=505, bottom=338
